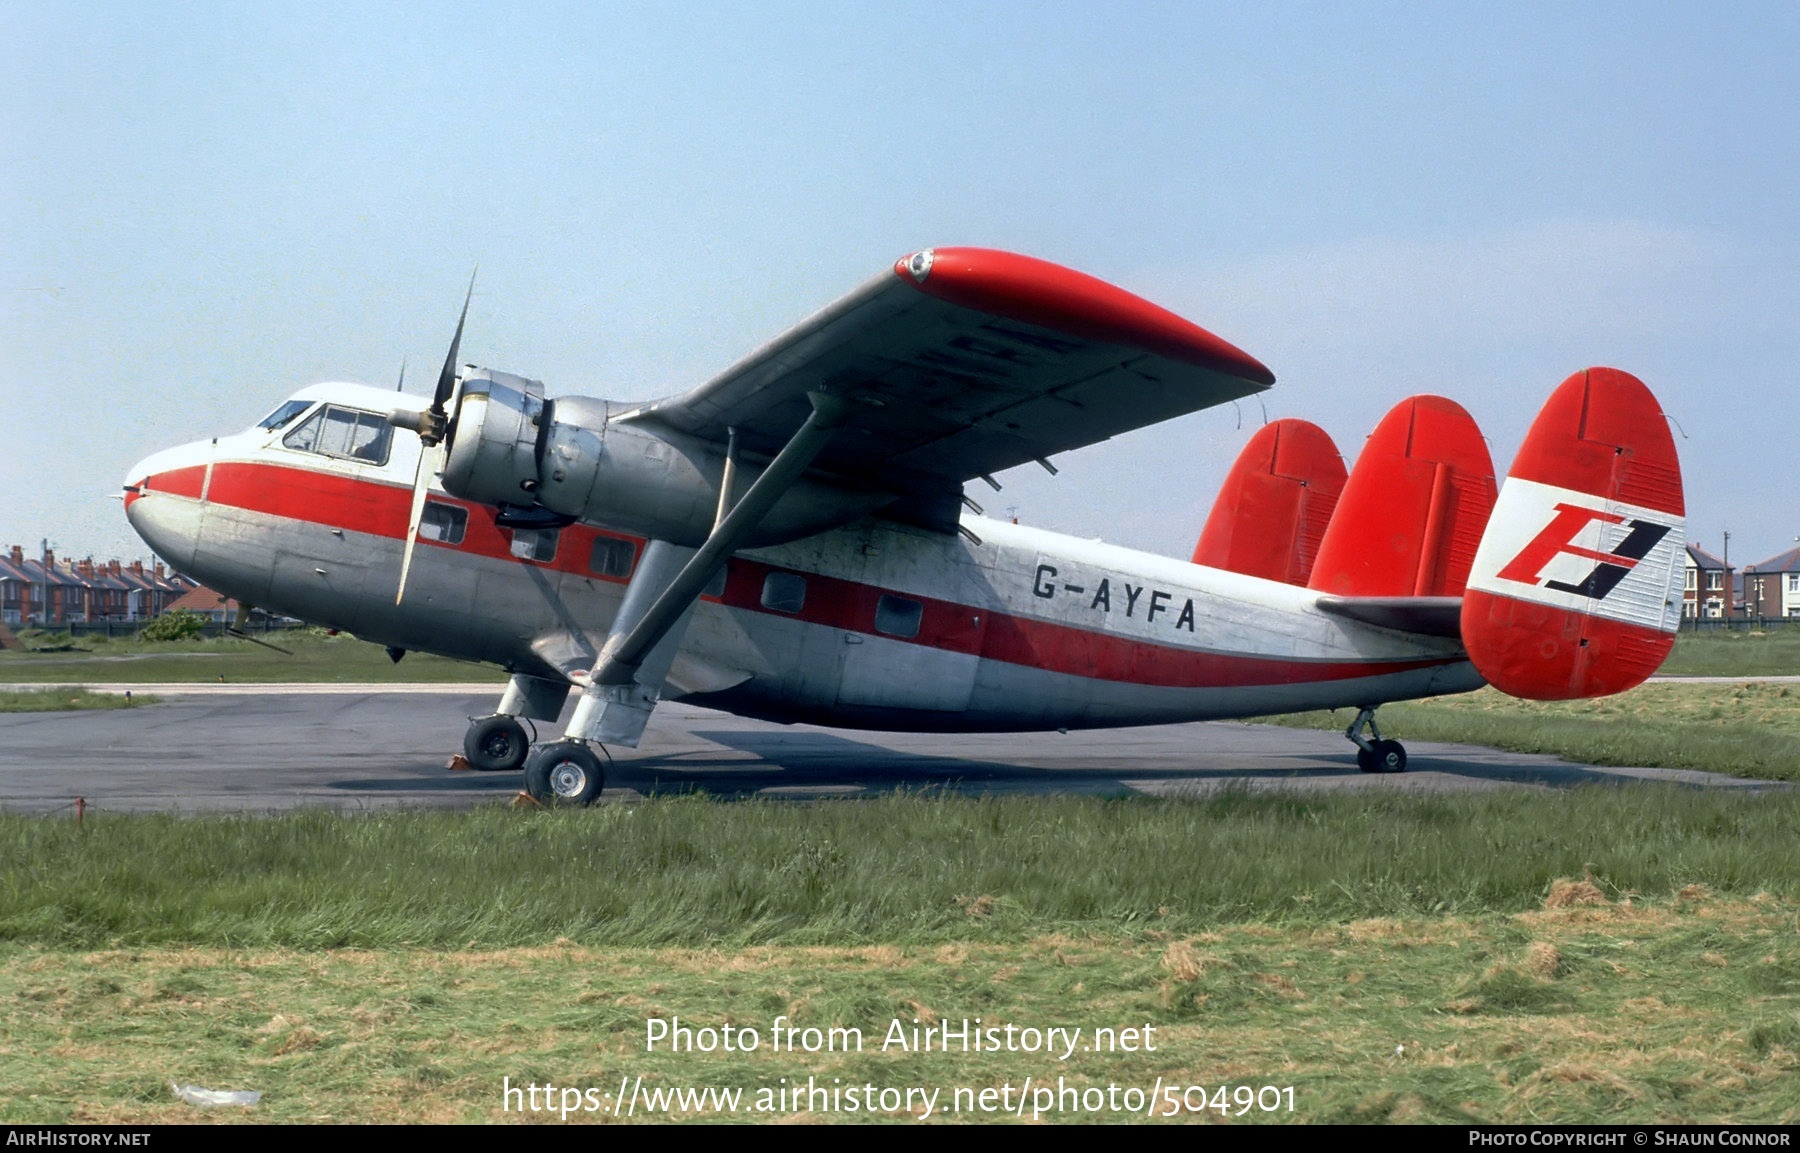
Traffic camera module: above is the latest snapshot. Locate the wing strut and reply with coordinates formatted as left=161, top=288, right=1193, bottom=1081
left=558, top=392, right=849, bottom=747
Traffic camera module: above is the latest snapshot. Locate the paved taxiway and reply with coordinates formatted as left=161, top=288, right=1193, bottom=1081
left=0, top=683, right=1777, bottom=813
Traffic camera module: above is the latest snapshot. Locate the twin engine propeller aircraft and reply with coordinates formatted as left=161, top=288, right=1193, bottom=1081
left=123, top=248, right=1687, bottom=804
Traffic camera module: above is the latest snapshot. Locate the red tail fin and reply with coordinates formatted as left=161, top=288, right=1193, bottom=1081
left=1307, top=396, right=1497, bottom=597
left=1462, top=368, right=1685, bottom=699
left=1193, top=419, right=1345, bottom=584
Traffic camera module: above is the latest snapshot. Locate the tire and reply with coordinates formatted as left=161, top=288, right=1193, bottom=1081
left=1371, top=739, right=1407, bottom=773
left=1356, top=746, right=1379, bottom=773
left=523, top=740, right=605, bottom=806
left=464, top=714, right=529, bottom=773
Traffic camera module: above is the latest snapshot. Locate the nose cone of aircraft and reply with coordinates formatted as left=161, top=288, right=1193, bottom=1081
left=122, top=442, right=212, bottom=572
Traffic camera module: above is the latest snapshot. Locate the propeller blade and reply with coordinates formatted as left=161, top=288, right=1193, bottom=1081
left=396, top=441, right=445, bottom=604
left=432, top=270, right=477, bottom=421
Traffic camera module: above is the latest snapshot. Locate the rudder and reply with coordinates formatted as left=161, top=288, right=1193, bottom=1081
left=1307, top=396, right=1498, bottom=598
left=1461, top=368, right=1685, bottom=699
left=1193, top=419, right=1345, bottom=584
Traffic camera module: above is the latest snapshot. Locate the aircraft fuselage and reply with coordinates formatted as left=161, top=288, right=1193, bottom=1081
left=125, top=383, right=1482, bottom=735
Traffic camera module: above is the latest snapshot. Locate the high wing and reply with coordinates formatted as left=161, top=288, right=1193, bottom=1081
left=627, top=247, right=1275, bottom=496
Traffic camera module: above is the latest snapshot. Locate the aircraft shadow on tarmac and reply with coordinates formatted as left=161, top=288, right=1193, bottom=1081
left=329, top=725, right=1714, bottom=801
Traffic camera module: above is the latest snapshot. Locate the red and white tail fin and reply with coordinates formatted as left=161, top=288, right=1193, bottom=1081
left=1193, top=419, right=1345, bottom=585
left=1462, top=368, right=1685, bottom=700
left=1307, top=396, right=1498, bottom=597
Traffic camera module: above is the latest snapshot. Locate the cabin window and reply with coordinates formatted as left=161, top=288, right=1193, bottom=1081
left=281, top=405, right=392, bottom=465
left=511, top=527, right=559, bottom=562
left=761, top=572, right=806, bottom=614
left=874, top=594, right=923, bottom=639
left=589, top=537, right=636, bottom=579
left=419, top=502, right=467, bottom=545
left=257, top=399, right=313, bottom=431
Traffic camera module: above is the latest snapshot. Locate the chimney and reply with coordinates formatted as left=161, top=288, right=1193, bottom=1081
left=9, top=545, right=20, bottom=566
left=131, top=560, right=145, bottom=578
left=109, top=560, right=122, bottom=576
left=42, top=548, right=54, bottom=569
left=79, top=558, right=95, bottom=578
left=152, top=562, right=163, bottom=579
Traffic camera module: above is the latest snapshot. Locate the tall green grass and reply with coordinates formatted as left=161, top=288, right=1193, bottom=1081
left=3, top=788, right=1793, bottom=950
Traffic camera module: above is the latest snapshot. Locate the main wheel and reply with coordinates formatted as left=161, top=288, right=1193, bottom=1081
left=464, top=714, right=529, bottom=772
left=523, top=740, right=605, bottom=806
left=1370, top=739, right=1407, bottom=773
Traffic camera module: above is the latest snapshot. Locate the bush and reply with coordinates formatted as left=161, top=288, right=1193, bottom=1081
left=140, top=609, right=205, bottom=642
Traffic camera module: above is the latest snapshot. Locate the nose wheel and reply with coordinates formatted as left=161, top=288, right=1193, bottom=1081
left=1347, top=707, right=1407, bottom=773
left=523, top=740, right=606, bottom=806
left=463, top=714, right=530, bottom=773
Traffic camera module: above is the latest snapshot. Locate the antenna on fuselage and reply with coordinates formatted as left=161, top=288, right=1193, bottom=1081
left=395, top=357, right=407, bottom=393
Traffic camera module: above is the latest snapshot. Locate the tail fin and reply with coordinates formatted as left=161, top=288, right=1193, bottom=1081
left=1461, top=368, right=1684, bottom=699
left=1193, top=418, right=1345, bottom=584
left=1307, top=396, right=1498, bottom=597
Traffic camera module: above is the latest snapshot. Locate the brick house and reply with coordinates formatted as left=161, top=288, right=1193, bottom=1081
left=1682, top=544, right=1731, bottom=619
left=1743, top=545, right=1800, bottom=619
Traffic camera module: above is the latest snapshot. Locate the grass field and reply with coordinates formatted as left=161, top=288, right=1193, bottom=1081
left=3, top=628, right=1796, bottom=1124
left=1271, top=680, right=1800, bottom=783
left=0, top=629, right=496, bottom=684
left=1657, top=627, right=1800, bottom=677
left=0, top=687, right=155, bottom=713
left=2, top=794, right=1797, bottom=1124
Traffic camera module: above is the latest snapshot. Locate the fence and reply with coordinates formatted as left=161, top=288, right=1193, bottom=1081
left=1684, top=615, right=1798, bottom=632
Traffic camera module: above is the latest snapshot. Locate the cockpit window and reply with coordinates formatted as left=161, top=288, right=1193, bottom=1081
left=258, top=399, right=313, bottom=431
left=281, top=404, right=393, bottom=465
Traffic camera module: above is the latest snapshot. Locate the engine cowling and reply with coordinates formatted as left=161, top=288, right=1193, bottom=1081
left=440, top=367, right=890, bottom=547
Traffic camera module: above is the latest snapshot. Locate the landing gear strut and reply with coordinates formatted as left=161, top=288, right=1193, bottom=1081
left=523, top=740, right=606, bottom=805
left=1346, top=706, right=1407, bottom=773
left=463, top=714, right=530, bottom=773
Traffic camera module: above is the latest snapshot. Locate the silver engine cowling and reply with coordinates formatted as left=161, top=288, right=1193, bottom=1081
left=440, top=367, right=889, bottom=547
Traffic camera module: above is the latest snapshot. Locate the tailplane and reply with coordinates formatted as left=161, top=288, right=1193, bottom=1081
left=1193, top=419, right=1345, bottom=584
left=1461, top=368, right=1685, bottom=699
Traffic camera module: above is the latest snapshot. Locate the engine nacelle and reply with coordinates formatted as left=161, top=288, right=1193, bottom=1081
left=441, top=367, right=891, bottom=547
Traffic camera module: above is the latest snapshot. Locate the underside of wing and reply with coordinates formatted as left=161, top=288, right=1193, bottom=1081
left=629, top=248, right=1274, bottom=494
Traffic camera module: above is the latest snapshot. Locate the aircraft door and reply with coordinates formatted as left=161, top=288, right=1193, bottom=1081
left=837, top=594, right=986, bottom=713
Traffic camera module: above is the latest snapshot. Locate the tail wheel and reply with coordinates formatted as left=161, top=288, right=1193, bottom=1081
left=523, top=740, right=605, bottom=806
left=1358, top=739, right=1407, bottom=773
left=464, top=714, right=529, bottom=773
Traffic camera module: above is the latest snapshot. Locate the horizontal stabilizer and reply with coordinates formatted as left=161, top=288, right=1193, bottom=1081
left=1462, top=368, right=1685, bottom=700
left=1316, top=595, right=1464, bottom=638
left=1193, top=418, right=1345, bottom=584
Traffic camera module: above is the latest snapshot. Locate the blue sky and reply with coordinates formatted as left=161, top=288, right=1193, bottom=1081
left=4, top=2, right=1796, bottom=570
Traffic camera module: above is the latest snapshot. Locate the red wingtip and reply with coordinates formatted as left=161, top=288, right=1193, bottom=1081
left=895, top=247, right=1275, bottom=386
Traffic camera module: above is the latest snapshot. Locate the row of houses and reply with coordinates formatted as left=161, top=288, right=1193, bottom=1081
left=0, top=545, right=192, bottom=625
left=1683, top=542, right=1800, bottom=619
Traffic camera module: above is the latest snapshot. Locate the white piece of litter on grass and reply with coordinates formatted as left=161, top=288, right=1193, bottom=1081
left=171, top=1081, right=261, bottom=1107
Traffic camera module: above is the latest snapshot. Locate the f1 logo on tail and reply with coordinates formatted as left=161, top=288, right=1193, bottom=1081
left=1496, top=502, right=1671, bottom=601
